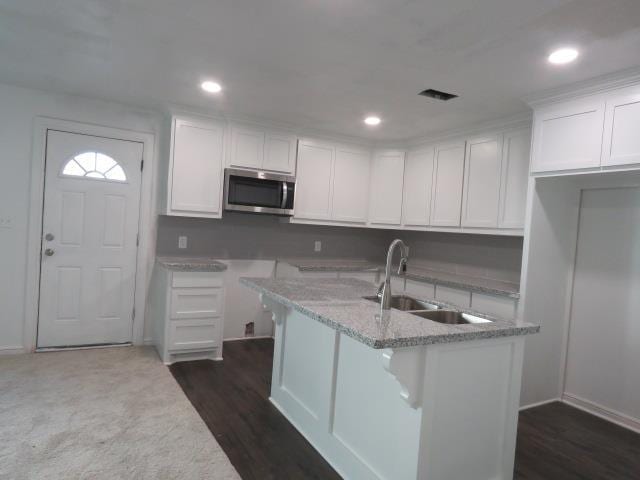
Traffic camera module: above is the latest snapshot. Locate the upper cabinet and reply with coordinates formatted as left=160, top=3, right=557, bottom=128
left=294, top=139, right=335, bottom=220
left=531, top=100, right=605, bottom=173
left=499, top=128, right=531, bottom=229
left=293, top=138, right=371, bottom=224
left=368, top=150, right=405, bottom=226
left=402, top=147, right=435, bottom=227
left=167, top=116, right=225, bottom=218
left=602, top=92, right=640, bottom=167
left=430, top=142, right=466, bottom=227
left=228, top=124, right=296, bottom=174
left=462, top=136, right=502, bottom=228
left=332, top=146, right=371, bottom=223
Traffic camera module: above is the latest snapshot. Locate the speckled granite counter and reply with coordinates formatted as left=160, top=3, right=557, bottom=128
left=156, top=256, right=228, bottom=272
left=240, top=277, right=538, bottom=349
left=280, top=258, right=520, bottom=298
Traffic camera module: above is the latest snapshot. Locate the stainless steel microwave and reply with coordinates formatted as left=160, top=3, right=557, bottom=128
left=223, top=168, right=295, bottom=216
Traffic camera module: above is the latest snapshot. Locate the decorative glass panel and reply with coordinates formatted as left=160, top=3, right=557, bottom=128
left=61, top=152, right=127, bottom=182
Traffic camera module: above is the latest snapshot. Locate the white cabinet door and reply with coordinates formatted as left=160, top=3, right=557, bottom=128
left=332, top=147, right=370, bottom=223
left=402, top=147, right=434, bottom=227
left=499, top=128, right=531, bottom=229
left=602, top=92, right=640, bottom=167
left=430, top=142, right=465, bottom=227
left=531, top=100, right=605, bottom=173
left=169, top=117, right=224, bottom=217
left=368, top=150, right=405, bottom=225
left=264, top=133, right=297, bottom=173
left=230, top=126, right=264, bottom=169
left=294, top=140, right=334, bottom=220
left=462, top=136, right=502, bottom=228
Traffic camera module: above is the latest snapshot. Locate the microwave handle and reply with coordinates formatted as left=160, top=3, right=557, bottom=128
left=281, top=182, right=288, bottom=209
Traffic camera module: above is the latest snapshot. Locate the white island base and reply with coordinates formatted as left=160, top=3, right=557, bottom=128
left=262, top=297, right=525, bottom=480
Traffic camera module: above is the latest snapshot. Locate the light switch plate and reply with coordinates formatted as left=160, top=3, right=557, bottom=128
left=178, top=235, right=188, bottom=249
left=314, top=240, right=321, bottom=252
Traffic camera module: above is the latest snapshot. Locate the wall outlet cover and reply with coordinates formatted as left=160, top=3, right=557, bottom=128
left=314, top=240, right=322, bottom=252
left=178, top=235, right=188, bottom=249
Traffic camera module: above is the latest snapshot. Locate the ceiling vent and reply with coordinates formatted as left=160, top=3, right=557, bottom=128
left=418, top=89, right=458, bottom=101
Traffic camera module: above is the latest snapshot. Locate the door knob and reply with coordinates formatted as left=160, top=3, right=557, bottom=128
left=45, top=233, right=54, bottom=241
left=44, top=248, right=55, bottom=257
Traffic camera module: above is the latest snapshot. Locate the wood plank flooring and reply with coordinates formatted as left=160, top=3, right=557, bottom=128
left=170, top=339, right=640, bottom=480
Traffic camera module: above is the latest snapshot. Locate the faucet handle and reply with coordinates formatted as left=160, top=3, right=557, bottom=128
left=397, top=258, right=408, bottom=275
left=377, top=282, right=385, bottom=299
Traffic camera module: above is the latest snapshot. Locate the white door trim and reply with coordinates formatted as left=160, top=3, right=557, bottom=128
left=25, top=117, right=156, bottom=352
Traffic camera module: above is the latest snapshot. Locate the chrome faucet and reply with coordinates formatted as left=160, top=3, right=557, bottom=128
left=377, top=239, right=409, bottom=310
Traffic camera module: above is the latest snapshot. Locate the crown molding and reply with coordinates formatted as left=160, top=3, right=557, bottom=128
left=524, top=66, right=640, bottom=108
left=403, top=111, right=532, bottom=149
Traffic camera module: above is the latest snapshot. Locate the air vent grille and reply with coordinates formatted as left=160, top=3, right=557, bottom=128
left=419, top=89, right=458, bottom=101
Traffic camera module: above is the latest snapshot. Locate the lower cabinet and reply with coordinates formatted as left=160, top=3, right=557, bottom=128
left=150, top=267, right=224, bottom=364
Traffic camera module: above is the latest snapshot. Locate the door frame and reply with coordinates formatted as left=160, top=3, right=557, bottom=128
left=25, top=117, right=156, bottom=351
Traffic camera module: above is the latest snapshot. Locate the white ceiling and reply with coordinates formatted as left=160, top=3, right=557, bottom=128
left=1, top=0, right=640, bottom=141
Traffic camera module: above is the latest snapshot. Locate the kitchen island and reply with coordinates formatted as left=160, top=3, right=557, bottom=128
left=241, top=277, right=539, bottom=480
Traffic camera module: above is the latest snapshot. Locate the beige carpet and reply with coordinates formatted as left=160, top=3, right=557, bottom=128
left=0, top=347, right=240, bottom=480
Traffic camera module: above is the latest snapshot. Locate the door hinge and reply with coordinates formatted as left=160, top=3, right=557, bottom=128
left=140, top=159, right=144, bottom=171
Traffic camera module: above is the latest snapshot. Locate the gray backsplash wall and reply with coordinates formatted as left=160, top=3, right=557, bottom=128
left=156, top=214, right=523, bottom=283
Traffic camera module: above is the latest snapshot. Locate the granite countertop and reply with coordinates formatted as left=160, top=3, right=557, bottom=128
left=281, top=258, right=520, bottom=299
left=156, top=256, right=228, bottom=272
left=240, top=277, right=538, bottom=349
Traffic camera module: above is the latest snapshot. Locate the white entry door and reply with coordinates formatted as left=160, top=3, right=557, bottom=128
left=37, top=130, right=143, bottom=348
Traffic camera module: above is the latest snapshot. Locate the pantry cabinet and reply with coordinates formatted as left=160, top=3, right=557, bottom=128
left=167, top=116, right=225, bottom=218
left=368, top=150, right=405, bottom=226
left=229, top=124, right=296, bottom=174
left=462, top=135, right=502, bottom=228
left=401, top=147, right=435, bottom=227
left=430, top=142, right=466, bottom=227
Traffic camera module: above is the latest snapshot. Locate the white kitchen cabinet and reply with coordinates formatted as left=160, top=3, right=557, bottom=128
left=150, top=267, right=225, bottom=364
left=167, top=116, right=225, bottom=218
left=368, top=150, right=405, bottom=226
left=229, top=125, right=296, bottom=174
left=499, top=128, right=531, bottom=229
left=402, top=147, right=435, bottom=227
left=430, top=142, right=466, bottom=227
left=294, top=140, right=335, bottom=220
left=531, top=100, right=605, bottom=173
left=435, top=284, right=471, bottom=308
left=230, top=126, right=263, bottom=169
left=601, top=92, right=640, bottom=167
left=332, top=146, right=371, bottom=223
left=462, top=136, right=502, bottom=228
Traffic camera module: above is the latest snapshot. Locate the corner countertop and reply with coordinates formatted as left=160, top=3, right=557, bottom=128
left=240, top=277, right=538, bottom=349
left=281, top=258, right=520, bottom=299
left=156, top=256, right=228, bottom=272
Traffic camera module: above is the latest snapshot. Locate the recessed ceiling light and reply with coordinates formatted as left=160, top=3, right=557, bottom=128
left=364, top=116, right=381, bottom=126
left=548, top=48, right=579, bottom=65
left=201, top=81, right=222, bottom=93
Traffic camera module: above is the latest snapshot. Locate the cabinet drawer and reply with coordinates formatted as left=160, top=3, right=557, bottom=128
left=471, top=292, right=517, bottom=319
left=435, top=285, right=471, bottom=308
left=172, top=271, right=223, bottom=288
left=168, top=318, right=220, bottom=351
left=170, top=287, right=223, bottom=319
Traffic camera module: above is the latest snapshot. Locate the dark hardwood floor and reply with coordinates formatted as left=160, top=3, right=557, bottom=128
left=170, top=339, right=640, bottom=480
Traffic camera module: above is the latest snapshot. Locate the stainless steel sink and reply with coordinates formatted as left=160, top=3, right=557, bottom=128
left=363, top=295, right=441, bottom=312
left=410, top=310, right=493, bottom=325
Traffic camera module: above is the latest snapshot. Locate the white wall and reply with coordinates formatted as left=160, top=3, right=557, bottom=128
left=0, top=82, right=162, bottom=353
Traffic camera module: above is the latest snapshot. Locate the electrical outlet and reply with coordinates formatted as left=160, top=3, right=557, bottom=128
left=0, top=217, right=13, bottom=229
left=314, top=240, right=322, bottom=252
left=178, top=235, right=188, bottom=249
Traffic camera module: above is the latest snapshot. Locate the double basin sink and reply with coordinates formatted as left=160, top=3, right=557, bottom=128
left=363, top=295, right=492, bottom=325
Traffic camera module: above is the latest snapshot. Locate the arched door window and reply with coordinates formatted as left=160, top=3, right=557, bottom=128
left=61, top=151, right=127, bottom=182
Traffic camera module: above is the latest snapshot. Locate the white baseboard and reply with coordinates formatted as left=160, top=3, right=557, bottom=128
left=519, top=397, right=561, bottom=411
left=224, top=335, right=275, bottom=342
left=562, top=393, right=640, bottom=434
left=0, top=346, right=27, bottom=355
